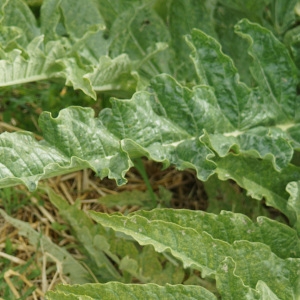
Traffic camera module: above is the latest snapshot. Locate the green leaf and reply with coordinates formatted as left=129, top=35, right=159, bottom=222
left=286, top=181, right=300, bottom=233
left=98, top=190, right=156, bottom=209
left=266, top=0, right=299, bottom=35
left=39, top=0, right=61, bottom=43
left=90, top=210, right=230, bottom=277
left=40, top=0, right=108, bottom=62
left=108, top=1, right=171, bottom=78
left=95, top=0, right=142, bottom=29
left=101, top=76, right=217, bottom=179
left=52, top=0, right=105, bottom=40
left=188, top=19, right=298, bottom=129
left=215, top=154, right=300, bottom=222
left=0, top=107, right=131, bottom=190
left=203, top=126, right=294, bottom=171
left=0, top=209, right=92, bottom=284
left=0, top=0, right=39, bottom=49
left=149, top=75, right=233, bottom=135
left=46, top=282, right=217, bottom=300
left=284, top=25, right=300, bottom=76
left=184, top=20, right=299, bottom=174
left=133, top=208, right=300, bottom=259
left=84, top=54, right=137, bottom=95
left=216, top=257, right=281, bottom=300
left=212, top=3, right=262, bottom=86
left=186, top=28, right=251, bottom=129
left=167, top=0, right=217, bottom=82
left=235, top=19, right=298, bottom=121
left=90, top=208, right=300, bottom=299
left=128, top=245, right=185, bottom=285
left=213, top=0, right=299, bottom=88
left=0, top=36, right=64, bottom=87
left=218, top=0, right=270, bottom=17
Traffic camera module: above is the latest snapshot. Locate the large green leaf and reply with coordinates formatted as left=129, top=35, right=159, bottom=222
left=0, top=0, right=39, bottom=49
left=213, top=0, right=299, bottom=86
left=107, top=1, right=171, bottom=78
left=186, top=19, right=297, bottom=172
left=52, top=0, right=105, bottom=40
left=234, top=19, right=298, bottom=121
left=215, top=154, right=300, bottom=222
left=0, top=107, right=132, bottom=190
left=216, top=0, right=299, bottom=39
left=40, top=0, right=108, bottom=62
left=217, top=0, right=270, bottom=18
left=90, top=209, right=300, bottom=299
left=188, top=19, right=298, bottom=129
left=85, top=54, right=136, bottom=93
left=216, top=257, right=281, bottom=300
left=46, top=282, right=217, bottom=300
left=265, top=0, right=299, bottom=36
left=0, top=36, right=64, bottom=87
left=286, top=181, right=300, bottom=233
left=132, top=208, right=300, bottom=259
left=167, top=0, right=217, bottom=82
left=186, top=28, right=251, bottom=129
left=284, top=25, right=300, bottom=77
left=213, top=3, right=254, bottom=85
left=95, top=0, right=141, bottom=29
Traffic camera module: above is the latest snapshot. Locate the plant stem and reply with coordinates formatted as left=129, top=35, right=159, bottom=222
left=133, top=158, right=157, bottom=205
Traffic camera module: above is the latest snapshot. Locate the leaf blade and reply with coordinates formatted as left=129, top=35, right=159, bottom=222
left=90, top=208, right=300, bottom=299
left=46, top=282, right=217, bottom=300
left=235, top=18, right=298, bottom=121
